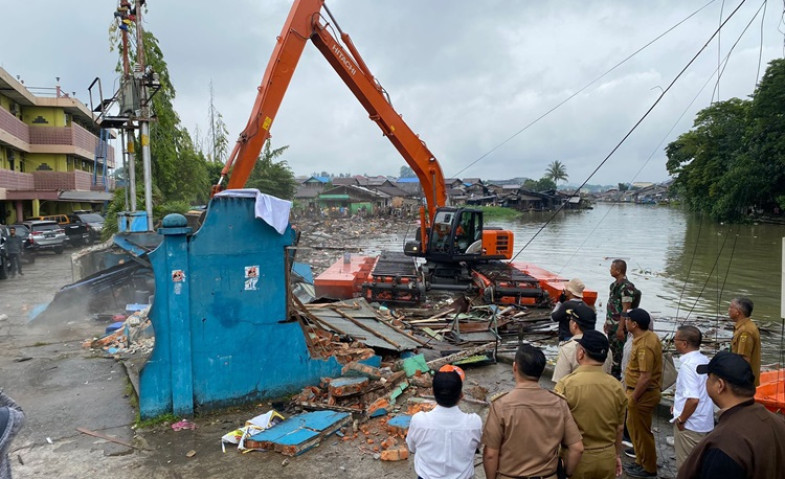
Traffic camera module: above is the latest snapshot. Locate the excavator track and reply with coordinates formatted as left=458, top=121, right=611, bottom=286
left=472, top=262, right=550, bottom=306
left=362, top=251, right=425, bottom=304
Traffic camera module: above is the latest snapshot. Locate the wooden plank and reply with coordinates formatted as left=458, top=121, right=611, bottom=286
left=296, top=401, right=361, bottom=414
left=425, top=342, right=496, bottom=371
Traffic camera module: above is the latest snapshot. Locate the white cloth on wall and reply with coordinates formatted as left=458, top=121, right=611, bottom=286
left=215, top=189, right=292, bottom=235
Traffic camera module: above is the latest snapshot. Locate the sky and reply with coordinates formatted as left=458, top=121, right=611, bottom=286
left=2, top=0, right=783, bottom=186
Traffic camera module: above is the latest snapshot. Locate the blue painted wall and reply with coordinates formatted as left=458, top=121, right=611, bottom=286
left=139, top=194, right=342, bottom=419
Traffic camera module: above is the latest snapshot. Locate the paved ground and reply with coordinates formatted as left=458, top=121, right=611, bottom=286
left=1, top=248, right=682, bottom=478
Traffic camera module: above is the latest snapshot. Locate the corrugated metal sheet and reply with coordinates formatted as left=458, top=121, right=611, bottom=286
left=306, top=299, right=420, bottom=352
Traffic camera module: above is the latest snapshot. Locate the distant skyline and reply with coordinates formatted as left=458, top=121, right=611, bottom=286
left=2, top=1, right=782, bottom=186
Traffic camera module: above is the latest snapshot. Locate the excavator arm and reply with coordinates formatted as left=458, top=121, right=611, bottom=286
left=215, top=0, right=447, bottom=224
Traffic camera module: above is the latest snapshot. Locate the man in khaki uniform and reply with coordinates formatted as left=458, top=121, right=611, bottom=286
left=623, top=308, right=662, bottom=479
left=483, top=344, right=584, bottom=479
left=552, top=305, right=612, bottom=382
left=555, top=330, right=627, bottom=479
left=729, top=297, right=761, bottom=386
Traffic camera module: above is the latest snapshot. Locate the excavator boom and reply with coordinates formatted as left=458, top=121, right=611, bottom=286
left=216, top=0, right=447, bottom=223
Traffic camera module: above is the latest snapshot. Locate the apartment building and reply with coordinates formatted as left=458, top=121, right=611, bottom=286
left=0, top=67, right=114, bottom=224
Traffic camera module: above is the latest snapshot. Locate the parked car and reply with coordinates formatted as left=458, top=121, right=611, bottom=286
left=21, top=220, right=66, bottom=254
left=29, top=214, right=91, bottom=247
left=71, top=211, right=105, bottom=242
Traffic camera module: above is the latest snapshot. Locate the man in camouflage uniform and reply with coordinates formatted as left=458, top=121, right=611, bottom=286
left=604, top=259, right=635, bottom=380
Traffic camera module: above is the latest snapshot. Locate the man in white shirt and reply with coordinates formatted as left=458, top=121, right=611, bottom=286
left=672, top=325, right=714, bottom=470
left=406, top=365, right=482, bottom=479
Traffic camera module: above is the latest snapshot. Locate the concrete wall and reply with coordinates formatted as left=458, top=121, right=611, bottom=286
left=139, top=194, right=342, bottom=419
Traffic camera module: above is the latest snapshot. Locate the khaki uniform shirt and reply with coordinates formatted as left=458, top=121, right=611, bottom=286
left=732, top=317, right=761, bottom=387
left=482, top=385, right=582, bottom=477
left=624, top=330, right=662, bottom=390
left=555, top=365, right=627, bottom=450
left=552, top=334, right=613, bottom=383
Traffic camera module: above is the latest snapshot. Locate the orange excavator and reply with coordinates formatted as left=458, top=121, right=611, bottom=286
left=214, top=0, right=550, bottom=305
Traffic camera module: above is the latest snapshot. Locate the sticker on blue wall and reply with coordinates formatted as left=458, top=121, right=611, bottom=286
left=172, top=269, right=185, bottom=295
left=245, top=265, right=259, bottom=291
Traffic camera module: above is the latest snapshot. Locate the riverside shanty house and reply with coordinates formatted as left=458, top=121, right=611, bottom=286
left=502, top=188, right=561, bottom=211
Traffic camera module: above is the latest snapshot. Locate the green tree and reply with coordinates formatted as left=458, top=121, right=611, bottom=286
left=110, top=24, right=210, bottom=213
left=207, top=81, right=230, bottom=163
left=743, top=58, right=785, bottom=212
left=545, top=160, right=568, bottom=186
left=535, top=177, right=557, bottom=192
left=245, top=141, right=297, bottom=200
left=399, top=166, right=416, bottom=178
left=665, top=98, right=750, bottom=218
left=618, top=183, right=629, bottom=192
left=522, top=177, right=556, bottom=192
left=666, top=59, right=785, bottom=220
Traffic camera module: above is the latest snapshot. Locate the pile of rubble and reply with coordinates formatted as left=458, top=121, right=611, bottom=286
left=218, top=343, right=494, bottom=459
left=82, top=307, right=154, bottom=357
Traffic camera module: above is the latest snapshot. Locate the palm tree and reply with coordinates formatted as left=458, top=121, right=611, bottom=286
left=546, top=160, right=568, bottom=186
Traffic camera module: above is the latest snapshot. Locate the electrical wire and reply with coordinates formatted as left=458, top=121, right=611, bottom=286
left=712, top=0, right=767, bottom=101
left=450, top=0, right=719, bottom=178
left=715, top=0, right=726, bottom=103
left=553, top=54, right=726, bottom=277
left=758, top=0, right=769, bottom=83
left=511, top=0, right=750, bottom=261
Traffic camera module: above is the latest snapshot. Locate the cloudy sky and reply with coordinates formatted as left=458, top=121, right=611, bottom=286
left=2, top=0, right=783, bottom=186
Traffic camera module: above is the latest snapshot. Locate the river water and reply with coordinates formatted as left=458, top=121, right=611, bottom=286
left=360, top=203, right=785, bottom=361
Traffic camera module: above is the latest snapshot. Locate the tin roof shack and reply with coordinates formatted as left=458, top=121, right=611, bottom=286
left=138, top=191, right=343, bottom=419
left=295, top=176, right=331, bottom=207
left=318, top=185, right=387, bottom=215
left=503, top=188, right=560, bottom=211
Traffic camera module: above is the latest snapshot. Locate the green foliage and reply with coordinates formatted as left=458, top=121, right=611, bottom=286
left=136, top=412, right=179, bottom=429
left=245, top=141, right=298, bottom=200
left=399, top=165, right=416, bottom=178
left=545, top=160, right=568, bottom=185
left=523, top=177, right=557, bottom=192
left=666, top=60, right=785, bottom=220
left=618, top=183, right=629, bottom=192
left=110, top=25, right=211, bottom=210
left=477, top=205, right=522, bottom=220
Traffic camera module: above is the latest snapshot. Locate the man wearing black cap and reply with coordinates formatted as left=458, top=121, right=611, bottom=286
left=552, top=303, right=611, bottom=383
left=678, top=351, right=785, bottom=479
left=622, top=308, right=662, bottom=478
left=406, top=365, right=482, bottom=479
left=555, top=330, right=628, bottom=479
left=551, top=278, right=588, bottom=342
left=0, top=391, right=25, bottom=479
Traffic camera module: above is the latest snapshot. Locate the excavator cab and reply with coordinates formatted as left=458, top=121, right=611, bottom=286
left=405, top=207, right=511, bottom=262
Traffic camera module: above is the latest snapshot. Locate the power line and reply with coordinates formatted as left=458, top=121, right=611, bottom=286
left=555, top=1, right=764, bottom=298
left=450, top=0, right=719, bottom=178
left=512, top=0, right=750, bottom=260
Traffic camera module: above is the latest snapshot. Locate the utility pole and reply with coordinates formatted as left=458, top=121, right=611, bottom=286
left=135, top=0, right=154, bottom=231
left=120, top=3, right=136, bottom=213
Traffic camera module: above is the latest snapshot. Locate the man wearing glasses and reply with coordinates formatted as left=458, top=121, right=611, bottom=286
left=672, top=325, right=714, bottom=470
